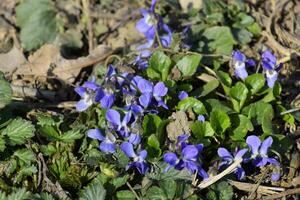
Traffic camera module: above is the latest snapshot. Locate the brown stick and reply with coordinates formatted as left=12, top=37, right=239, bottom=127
left=197, top=158, right=243, bottom=189
left=263, top=188, right=300, bottom=200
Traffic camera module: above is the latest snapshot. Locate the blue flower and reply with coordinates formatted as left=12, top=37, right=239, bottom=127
left=197, top=115, right=205, bottom=122
left=163, top=135, right=208, bottom=179
left=87, top=128, right=116, bottom=153
left=163, top=144, right=208, bottom=179
left=232, top=51, right=256, bottom=80
left=246, top=135, right=280, bottom=167
left=120, top=142, right=149, bottom=174
left=137, top=78, right=168, bottom=109
left=136, top=0, right=172, bottom=48
left=261, top=50, right=282, bottom=88
left=74, top=81, right=102, bottom=112
left=217, top=147, right=248, bottom=180
left=106, top=109, right=132, bottom=137
left=178, top=91, right=188, bottom=100
left=128, top=133, right=141, bottom=145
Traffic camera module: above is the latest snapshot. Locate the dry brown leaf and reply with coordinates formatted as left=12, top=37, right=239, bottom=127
left=0, top=43, right=26, bottom=73
left=166, top=111, right=190, bottom=141
left=15, top=44, right=112, bottom=83
left=179, top=0, right=203, bottom=12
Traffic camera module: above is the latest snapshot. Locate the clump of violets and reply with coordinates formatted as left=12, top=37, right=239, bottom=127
left=218, top=135, right=280, bottom=181
left=261, top=50, right=282, bottom=88
left=231, top=50, right=255, bottom=80
left=163, top=134, right=208, bottom=179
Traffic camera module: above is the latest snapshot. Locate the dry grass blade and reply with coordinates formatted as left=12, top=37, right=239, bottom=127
left=197, top=158, right=243, bottom=189
left=228, top=180, right=285, bottom=195
left=262, top=187, right=300, bottom=200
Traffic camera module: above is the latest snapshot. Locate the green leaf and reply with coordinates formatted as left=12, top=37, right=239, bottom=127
left=147, top=186, right=166, bottom=200
left=15, top=165, right=37, bottom=183
left=146, top=134, right=161, bottom=158
left=2, top=118, right=35, bottom=146
left=111, top=175, right=129, bottom=189
left=16, top=0, right=59, bottom=51
left=210, top=110, right=230, bottom=136
left=193, top=79, right=219, bottom=97
left=230, top=82, right=249, bottom=112
left=245, top=74, right=265, bottom=94
left=233, top=28, right=253, bottom=44
left=116, top=190, right=135, bottom=200
left=5, top=188, right=32, bottom=200
left=160, top=180, right=176, bottom=199
left=14, top=149, right=36, bottom=165
left=59, top=130, right=82, bottom=142
left=231, top=114, right=253, bottom=141
left=147, top=51, right=172, bottom=81
left=142, top=114, right=162, bottom=136
left=0, top=135, right=6, bottom=152
left=79, top=181, right=106, bottom=200
left=0, top=73, right=12, bottom=109
left=176, top=54, right=202, bottom=77
left=207, top=181, right=233, bottom=200
left=216, top=71, right=232, bottom=95
left=247, top=22, right=261, bottom=37
left=201, top=26, right=236, bottom=55
left=205, top=99, right=233, bottom=114
left=191, top=121, right=215, bottom=139
left=178, top=97, right=206, bottom=115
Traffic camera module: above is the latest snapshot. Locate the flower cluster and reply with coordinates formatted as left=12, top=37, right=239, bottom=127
left=218, top=135, right=280, bottom=181
left=163, top=134, right=209, bottom=180
left=231, top=50, right=282, bottom=88
left=135, top=0, right=173, bottom=69
left=74, top=65, right=168, bottom=174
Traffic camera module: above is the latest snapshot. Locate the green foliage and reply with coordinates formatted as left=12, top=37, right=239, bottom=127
left=147, top=51, right=172, bottom=81
left=79, top=181, right=106, bottom=200
left=191, top=121, right=215, bottom=139
left=2, top=118, right=35, bottom=146
left=0, top=73, right=12, bottom=109
left=201, top=26, right=236, bottom=55
left=206, top=181, right=233, bottom=200
left=176, top=54, right=202, bottom=77
left=178, top=97, right=206, bottom=115
left=16, top=0, right=59, bottom=51
left=210, top=110, right=231, bottom=137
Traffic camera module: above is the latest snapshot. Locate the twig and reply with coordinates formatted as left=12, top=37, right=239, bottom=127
left=82, top=0, right=93, bottom=53
left=248, top=169, right=268, bottom=199
left=197, top=158, right=243, bottom=189
left=280, top=107, right=300, bottom=115
left=126, top=182, right=141, bottom=200
left=228, top=180, right=285, bottom=195
left=10, top=100, right=76, bottom=109
left=11, top=85, right=56, bottom=101
left=263, top=187, right=300, bottom=200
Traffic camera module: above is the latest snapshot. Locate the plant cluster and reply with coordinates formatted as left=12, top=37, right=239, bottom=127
left=0, top=0, right=297, bottom=199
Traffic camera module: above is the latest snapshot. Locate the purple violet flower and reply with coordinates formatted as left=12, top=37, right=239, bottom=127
left=87, top=129, right=116, bottom=153
left=136, top=0, right=172, bottom=48
left=120, top=142, right=149, bottom=174
left=163, top=134, right=208, bottom=179
left=128, top=133, right=142, bottom=145
left=74, top=81, right=102, bottom=112
left=137, top=78, right=168, bottom=109
left=106, top=109, right=132, bottom=137
left=246, top=135, right=280, bottom=167
left=178, top=91, right=188, bottom=100
left=261, top=50, right=282, bottom=88
left=232, top=51, right=256, bottom=80
left=197, top=115, right=205, bottom=122
left=217, top=147, right=248, bottom=180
